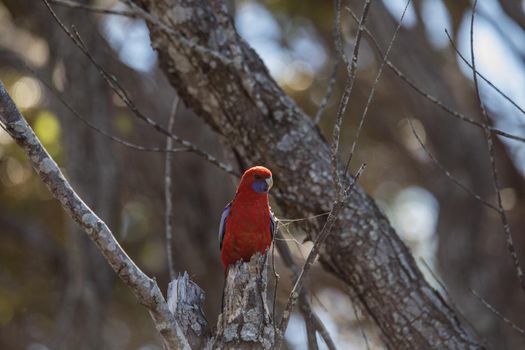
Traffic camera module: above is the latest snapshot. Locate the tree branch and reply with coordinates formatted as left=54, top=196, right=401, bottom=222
left=0, top=80, right=190, bottom=350
left=132, top=0, right=484, bottom=347
left=213, top=253, right=274, bottom=349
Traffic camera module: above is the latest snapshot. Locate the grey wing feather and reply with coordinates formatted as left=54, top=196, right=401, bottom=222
left=270, top=209, right=276, bottom=239
left=219, top=202, right=232, bottom=250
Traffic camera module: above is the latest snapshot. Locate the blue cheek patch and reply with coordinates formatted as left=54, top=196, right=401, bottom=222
left=252, top=181, right=268, bottom=193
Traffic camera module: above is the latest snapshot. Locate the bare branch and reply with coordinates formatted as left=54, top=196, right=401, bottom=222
left=346, top=7, right=525, bottom=145
left=167, top=272, right=208, bottom=349
left=344, top=0, right=411, bottom=174
left=275, top=164, right=366, bottom=347
left=134, top=0, right=485, bottom=346
left=314, top=60, right=339, bottom=125
left=444, top=31, right=525, bottom=118
left=330, top=0, right=372, bottom=193
left=49, top=0, right=138, bottom=17
left=165, top=98, right=180, bottom=281
left=214, top=253, right=275, bottom=349
left=274, top=229, right=337, bottom=350
left=303, top=309, right=319, bottom=350
left=419, top=258, right=486, bottom=346
left=0, top=81, right=189, bottom=350
left=42, top=0, right=238, bottom=177
left=406, top=118, right=498, bottom=212
left=471, top=289, right=525, bottom=337
left=470, top=0, right=525, bottom=293
left=27, top=63, right=189, bottom=154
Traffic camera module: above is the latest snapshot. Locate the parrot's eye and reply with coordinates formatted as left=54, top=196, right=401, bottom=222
left=253, top=174, right=262, bottom=180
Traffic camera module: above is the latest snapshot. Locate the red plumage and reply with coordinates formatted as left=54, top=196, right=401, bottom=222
left=219, top=166, right=274, bottom=271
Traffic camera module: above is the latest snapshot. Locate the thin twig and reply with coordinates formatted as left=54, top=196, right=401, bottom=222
left=345, top=7, right=525, bottom=145
left=303, top=305, right=320, bottom=350
left=471, top=289, right=525, bottom=337
left=314, top=60, right=339, bottom=125
left=26, top=63, right=189, bottom=154
left=350, top=300, right=370, bottom=350
left=343, top=0, right=411, bottom=176
left=49, top=0, right=138, bottom=17
left=406, top=118, right=498, bottom=212
left=330, top=0, right=372, bottom=194
left=274, top=229, right=338, bottom=350
left=470, top=0, right=525, bottom=293
left=165, top=98, right=179, bottom=281
left=419, top=258, right=487, bottom=346
left=275, top=164, right=366, bottom=348
left=444, top=29, right=525, bottom=118
left=42, top=0, right=238, bottom=177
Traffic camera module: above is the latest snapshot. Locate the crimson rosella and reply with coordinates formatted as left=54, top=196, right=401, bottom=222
left=219, top=166, right=275, bottom=271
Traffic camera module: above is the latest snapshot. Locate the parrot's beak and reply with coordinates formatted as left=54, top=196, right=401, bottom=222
left=265, top=176, right=273, bottom=190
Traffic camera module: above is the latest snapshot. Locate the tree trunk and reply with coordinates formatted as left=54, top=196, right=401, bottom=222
left=133, top=0, right=483, bottom=348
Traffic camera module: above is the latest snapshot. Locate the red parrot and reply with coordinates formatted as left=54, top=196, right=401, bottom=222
left=219, top=166, right=275, bottom=271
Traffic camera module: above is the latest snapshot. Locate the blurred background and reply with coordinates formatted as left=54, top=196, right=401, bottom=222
left=0, top=0, right=525, bottom=349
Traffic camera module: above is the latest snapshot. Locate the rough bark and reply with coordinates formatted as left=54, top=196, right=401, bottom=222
left=213, top=253, right=274, bottom=350
left=357, top=2, right=525, bottom=347
left=167, top=272, right=209, bottom=349
left=133, top=0, right=483, bottom=348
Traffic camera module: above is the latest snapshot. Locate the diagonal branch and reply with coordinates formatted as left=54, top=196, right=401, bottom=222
left=0, top=81, right=189, bottom=350
left=344, top=0, right=411, bottom=174
left=469, top=0, right=525, bottom=293
left=165, top=97, right=180, bottom=281
left=407, top=118, right=498, bottom=211
left=345, top=7, right=525, bottom=144
left=330, top=0, right=372, bottom=194
left=49, top=0, right=138, bottom=17
left=274, top=230, right=337, bottom=350
left=133, top=0, right=484, bottom=347
left=42, top=0, right=238, bottom=177
left=275, top=164, right=366, bottom=348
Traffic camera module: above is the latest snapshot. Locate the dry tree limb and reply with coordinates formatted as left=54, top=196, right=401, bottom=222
left=303, top=311, right=319, bottom=350
left=469, top=0, right=525, bottom=293
left=330, top=0, right=372, bottom=193
left=0, top=81, right=190, bottom=350
left=213, top=253, right=275, bottom=350
left=274, top=230, right=337, bottom=350
left=129, top=0, right=484, bottom=347
left=165, top=97, right=180, bottom=281
left=49, top=0, right=138, bottom=17
left=0, top=79, right=282, bottom=350
left=313, top=60, right=339, bottom=125
left=167, top=272, right=209, bottom=349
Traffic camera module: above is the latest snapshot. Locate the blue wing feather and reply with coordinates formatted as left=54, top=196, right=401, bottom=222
left=219, top=202, right=232, bottom=250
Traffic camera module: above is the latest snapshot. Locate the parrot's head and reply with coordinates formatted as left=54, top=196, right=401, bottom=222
left=238, top=166, right=273, bottom=195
